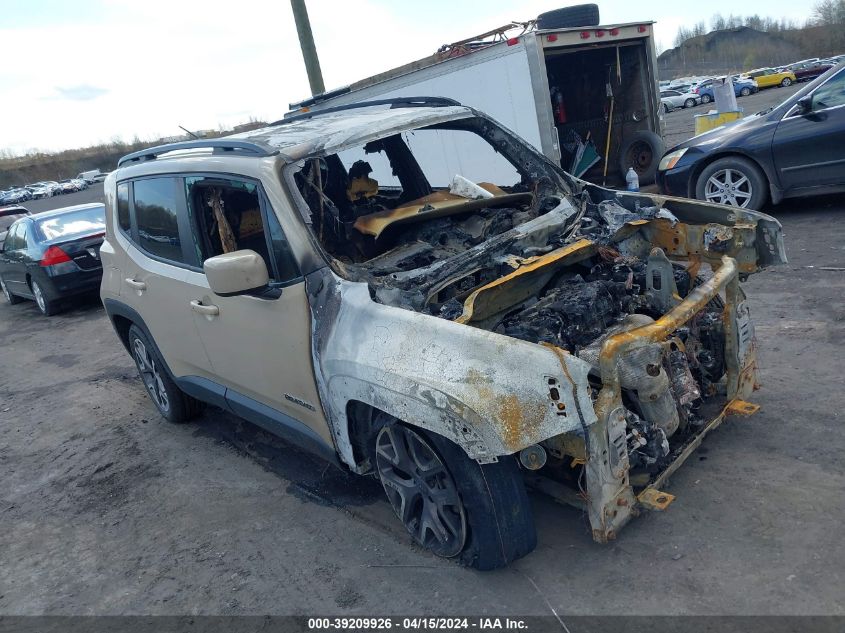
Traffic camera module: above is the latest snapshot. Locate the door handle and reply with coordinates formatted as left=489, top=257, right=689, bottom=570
left=190, top=300, right=219, bottom=316
left=125, top=278, right=146, bottom=291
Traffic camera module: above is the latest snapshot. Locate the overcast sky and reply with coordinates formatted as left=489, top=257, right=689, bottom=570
left=0, top=0, right=808, bottom=154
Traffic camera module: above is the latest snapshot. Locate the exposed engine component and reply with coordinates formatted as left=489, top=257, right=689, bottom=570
left=519, top=444, right=548, bottom=470
left=495, top=276, right=633, bottom=350
left=625, top=409, right=670, bottom=471
left=579, top=314, right=681, bottom=437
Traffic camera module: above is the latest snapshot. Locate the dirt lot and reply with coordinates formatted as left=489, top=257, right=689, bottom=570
left=2, top=134, right=844, bottom=617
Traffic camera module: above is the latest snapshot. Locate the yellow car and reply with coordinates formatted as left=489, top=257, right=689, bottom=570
left=742, top=67, right=797, bottom=88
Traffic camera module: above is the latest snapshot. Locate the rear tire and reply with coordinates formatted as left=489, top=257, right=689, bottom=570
left=31, top=280, right=58, bottom=316
left=127, top=324, right=204, bottom=423
left=537, top=4, right=600, bottom=29
left=1, top=278, right=23, bottom=305
left=684, top=98, right=696, bottom=108
left=740, top=87, right=751, bottom=97
left=371, top=416, right=536, bottom=570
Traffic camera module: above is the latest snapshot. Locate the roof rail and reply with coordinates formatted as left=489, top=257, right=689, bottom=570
left=272, top=96, right=463, bottom=127
left=117, top=139, right=276, bottom=168
left=290, top=85, right=352, bottom=109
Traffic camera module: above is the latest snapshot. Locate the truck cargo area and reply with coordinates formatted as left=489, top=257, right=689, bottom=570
left=288, top=18, right=664, bottom=189
left=545, top=40, right=654, bottom=185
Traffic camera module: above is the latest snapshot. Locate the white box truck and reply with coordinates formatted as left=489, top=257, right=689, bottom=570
left=288, top=5, right=665, bottom=186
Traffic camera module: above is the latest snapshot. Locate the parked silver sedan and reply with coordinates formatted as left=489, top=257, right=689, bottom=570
left=660, top=89, right=701, bottom=112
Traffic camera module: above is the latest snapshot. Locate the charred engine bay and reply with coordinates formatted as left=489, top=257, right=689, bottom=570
left=316, top=179, right=729, bottom=475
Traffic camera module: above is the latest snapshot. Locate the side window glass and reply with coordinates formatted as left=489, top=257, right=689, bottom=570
left=117, top=183, right=131, bottom=233
left=265, top=206, right=300, bottom=282
left=185, top=177, right=281, bottom=279
left=811, top=71, right=845, bottom=111
left=4, top=223, right=21, bottom=250
left=133, top=178, right=184, bottom=263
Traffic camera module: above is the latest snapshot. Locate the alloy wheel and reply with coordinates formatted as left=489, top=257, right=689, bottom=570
left=132, top=337, right=170, bottom=413
left=703, top=168, right=753, bottom=207
left=32, top=282, right=47, bottom=313
left=375, top=425, right=467, bottom=558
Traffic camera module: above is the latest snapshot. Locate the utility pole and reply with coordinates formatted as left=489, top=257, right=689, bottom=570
left=290, top=0, right=325, bottom=96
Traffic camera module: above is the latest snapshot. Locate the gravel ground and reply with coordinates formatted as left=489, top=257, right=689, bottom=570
left=2, top=118, right=844, bottom=617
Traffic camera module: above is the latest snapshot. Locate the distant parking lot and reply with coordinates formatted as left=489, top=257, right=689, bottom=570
left=662, top=82, right=803, bottom=149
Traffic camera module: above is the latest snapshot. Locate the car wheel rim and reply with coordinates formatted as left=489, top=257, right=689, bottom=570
left=626, top=141, right=653, bottom=175
left=132, top=337, right=170, bottom=413
left=32, top=283, right=46, bottom=312
left=703, top=168, right=753, bottom=208
left=375, top=425, right=467, bottom=558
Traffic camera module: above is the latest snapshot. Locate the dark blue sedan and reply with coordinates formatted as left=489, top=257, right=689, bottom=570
left=657, top=63, right=845, bottom=209
left=0, top=203, right=105, bottom=315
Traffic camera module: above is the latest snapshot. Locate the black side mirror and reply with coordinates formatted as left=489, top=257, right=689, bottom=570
left=796, top=96, right=813, bottom=115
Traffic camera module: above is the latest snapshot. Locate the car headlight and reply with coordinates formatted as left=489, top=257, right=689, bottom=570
left=658, top=148, right=689, bottom=171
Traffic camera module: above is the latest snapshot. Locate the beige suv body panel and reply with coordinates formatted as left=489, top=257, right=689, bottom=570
left=183, top=269, right=331, bottom=444
left=120, top=240, right=214, bottom=379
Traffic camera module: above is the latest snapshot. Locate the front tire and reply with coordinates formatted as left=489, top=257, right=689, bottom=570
left=372, top=418, right=536, bottom=570
left=695, top=156, right=768, bottom=210
left=127, top=324, right=203, bottom=423
left=700, top=93, right=712, bottom=104
left=1, top=278, right=23, bottom=305
left=781, top=77, right=792, bottom=87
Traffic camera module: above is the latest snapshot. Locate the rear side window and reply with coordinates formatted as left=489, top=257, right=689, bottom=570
left=117, top=183, right=131, bottom=233
left=3, top=222, right=25, bottom=250
left=0, top=213, right=26, bottom=232
left=133, top=178, right=184, bottom=263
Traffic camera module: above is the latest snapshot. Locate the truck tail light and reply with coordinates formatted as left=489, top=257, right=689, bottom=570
left=610, top=28, right=619, bottom=36
left=580, top=31, right=590, bottom=39
left=40, top=246, right=71, bottom=266
left=506, top=37, right=519, bottom=46
left=596, top=29, right=605, bottom=37
left=546, top=34, right=558, bottom=42
left=638, top=25, right=647, bottom=33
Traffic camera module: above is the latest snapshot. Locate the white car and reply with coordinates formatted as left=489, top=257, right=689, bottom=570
left=26, top=184, right=53, bottom=199
left=659, top=89, right=701, bottom=112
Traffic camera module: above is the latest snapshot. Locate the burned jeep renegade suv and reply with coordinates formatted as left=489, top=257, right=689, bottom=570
left=101, top=98, right=786, bottom=570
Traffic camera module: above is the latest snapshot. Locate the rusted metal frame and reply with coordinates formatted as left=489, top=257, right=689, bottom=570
left=597, top=256, right=738, bottom=380
left=723, top=273, right=742, bottom=400
left=583, top=255, right=738, bottom=541
left=648, top=406, right=728, bottom=491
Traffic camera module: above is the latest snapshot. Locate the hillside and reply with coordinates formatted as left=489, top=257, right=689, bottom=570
left=658, top=24, right=844, bottom=78
left=0, top=120, right=267, bottom=190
